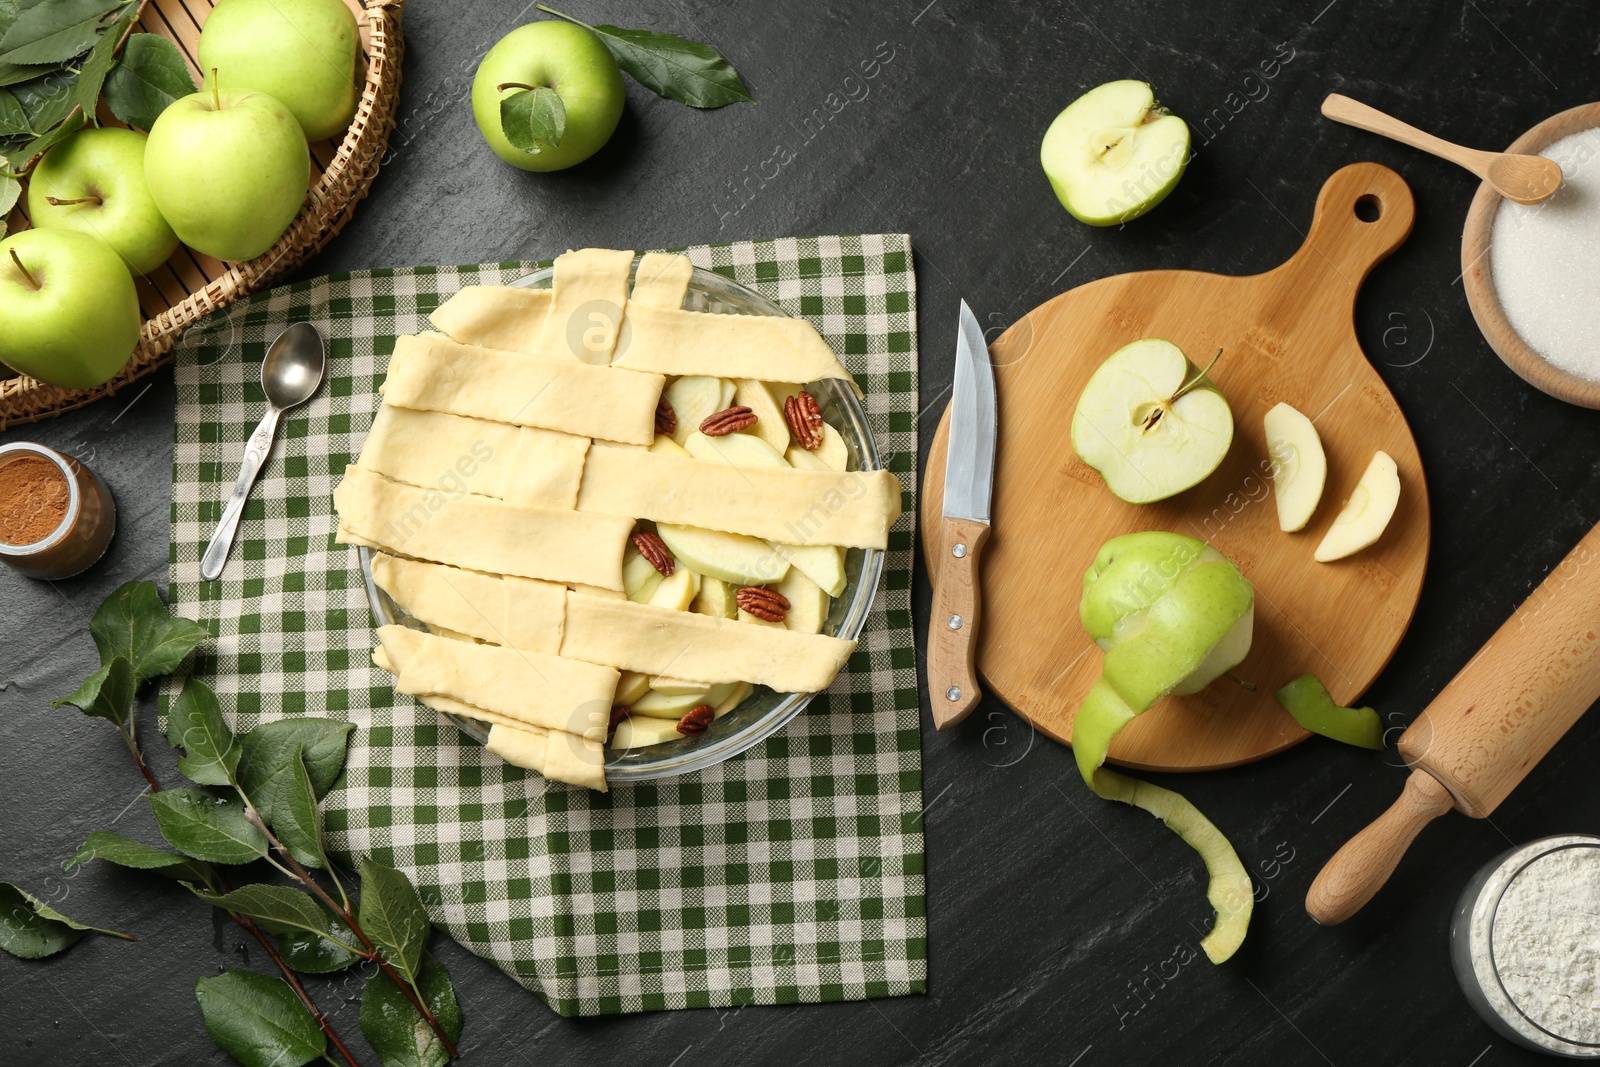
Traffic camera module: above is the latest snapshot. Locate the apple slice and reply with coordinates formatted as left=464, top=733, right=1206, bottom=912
left=611, top=714, right=682, bottom=748
left=1314, top=451, right=1400, bottom=563
left=649, top=676, right=706, bottom=696
left=623, top=544, right=666, bottom=603
left=1040, top=80, right=1191, bottom=226
left=735, top=379, right=796, bottom=453
left=1264, top=402, right=1327, bottom=532
left=650, top=434, right=691, bottom=457
left=656, top=523, right=788, bottom=585
left=615, top=670, right=651, bottom=706
left=1071, top=338, right=1233, bottom=505
left=692, top=576, right=738, bottom=618
left=785, top=426, right=848, bottom=472
left=684, top=429, right=786, bottom=468
left=738, top=609, right=784, bottom=629
left=714, top=681, right=753, bottom=716
left=776, top=568, right=830, bottom=635
left=647, top=566, right=700, bottom=611
left=630, top=687, right=709, bottom=718
left=663, top=375, right=728, bottom=444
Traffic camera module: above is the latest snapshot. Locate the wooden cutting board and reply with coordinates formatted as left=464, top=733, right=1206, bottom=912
left=922, top=163, right=1430, bottom=772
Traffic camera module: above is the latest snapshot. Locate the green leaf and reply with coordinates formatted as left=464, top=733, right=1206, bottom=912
left=499, top=84, right=564, bottom=154
left=239, top=718, right=353, bottom=799
left=166, top=677, right=240, bottom=787
left=101, top=31, right=193, bottom=131
left=538, top=8, right=753, bottom=109
left=89, top=580, right=211, bottom=684
left=195, top=970, right=326, bottom=1067
left=0, top=174, right=20, bottom=220
left=192, top=884, right=347, bottom=944
left=147, top=788, right=269, bottom=865
left=0, top=881, right=132, bottom=959
left=52, top=656, right=135, bottom=729
left=358, top=856, right=430, bottom=986
left=359, top=952, right=461, bottom=1067
left=0, top=85, right=27, bottom=135
left=275, top=908, right=362, bottom=974
left=64, top=831, right=212, bottom=884
left=271, top=743, right=327, bottom=870
left=0, top=0, right=128, bottom=67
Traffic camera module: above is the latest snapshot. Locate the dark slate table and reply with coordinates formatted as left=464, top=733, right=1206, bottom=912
left=5, top=2, right=1599, bottom=1063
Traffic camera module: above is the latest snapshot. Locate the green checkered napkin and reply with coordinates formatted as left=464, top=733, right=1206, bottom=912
left=162, top=235, right=925, bottom=1016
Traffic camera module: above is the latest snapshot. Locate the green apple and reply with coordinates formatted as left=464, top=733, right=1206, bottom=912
left=27, top=128, right=179, bottom=276
left=1073, top=531, right=1255, bottom=964
left=1264, top=402, right=1327, bottom=532
left=471, top=21, right=625, bottom=172
left=1072, top=338, right=1233, bottom=504
left=197, top=0, right=363, bottom=142
left=1314, top=451, right=1400, bottom=563
left=1041, top=79, right=1190, bottom=226
left=1275, top=674, right=1382, bottom=749
left=0, top=228, right=140, bottom=389
left=144, top=78, right=310, bottom=262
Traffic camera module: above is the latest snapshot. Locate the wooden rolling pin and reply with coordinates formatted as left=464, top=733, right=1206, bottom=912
left=1307, top=522, right=1600, bottom=923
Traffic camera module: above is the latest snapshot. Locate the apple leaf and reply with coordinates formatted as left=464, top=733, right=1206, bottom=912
left=64, top=830, right=213, bottom=884
left=591, top=25, right=754, bottom=108
left=0, top=174, right=18, bottom=220
left=0, top=0, right=129, bottom=67
left=360, top=952, right=461, bottom=1067
left=166, top=677, right=241, bottom=787
left=499, top=85, right=564, bottom=154
left=238, top=717, right=353, bottom=801
left=147, top=788, right=270, bottom=865
left=0, top=881, right=133, bottom=959
left=89, top=580, right=211, bottom=684
left=195, top=971, right=326, bottom=1067
left=357, top=855, right=431, bottom=987
left=0, top=85, right=27, bottom=136
left=102, top=31, right=194, bottom=131
left=274, top=907, right=362, bottom=974
left=51, top=656, right=136, bottom=730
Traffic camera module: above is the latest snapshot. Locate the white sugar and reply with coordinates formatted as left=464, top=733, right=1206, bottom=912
left=1489, top=126, right=1600, bottom=381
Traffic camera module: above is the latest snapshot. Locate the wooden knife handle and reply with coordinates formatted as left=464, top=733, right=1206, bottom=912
left=1306, top=768, right=1455, bottom=925
left=929, top=517, right=990, bottom=730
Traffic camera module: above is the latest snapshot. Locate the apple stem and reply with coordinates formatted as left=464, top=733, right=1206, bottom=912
left=8, top=248, right=39, bottom=291
left=496, top=81, right=540, bottom=93
left=1171, top=347, right=1224, bottom=403
left=45, top=195, right=102, bottom=207
left=210, top=67, right=220, bottom=110
left=1223, top=671, right=1257, bottom=693
left=535, top=4, right=591, bottom=29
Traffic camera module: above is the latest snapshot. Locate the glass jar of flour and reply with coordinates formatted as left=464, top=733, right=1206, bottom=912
left=1451, top=835, right=1600, bottom=1058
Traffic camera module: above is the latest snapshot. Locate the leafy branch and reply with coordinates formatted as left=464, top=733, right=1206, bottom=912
left=24, top=581, right=464, bottom=1067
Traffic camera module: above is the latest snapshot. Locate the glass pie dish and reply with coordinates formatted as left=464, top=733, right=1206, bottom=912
left=358, top=258, right=887, bottom=782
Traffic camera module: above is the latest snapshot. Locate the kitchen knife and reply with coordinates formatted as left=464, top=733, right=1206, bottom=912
left=929, top=300, right=997, bottom=730
left=1307, top=520, right=1600, bottom=923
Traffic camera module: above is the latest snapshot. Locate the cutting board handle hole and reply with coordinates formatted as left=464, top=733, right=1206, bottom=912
left=1354, top=194, right=1383, bottom=223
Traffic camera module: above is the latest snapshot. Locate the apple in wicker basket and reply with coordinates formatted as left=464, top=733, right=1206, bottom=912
left=0, top=229, right=141, bottom=389
left=27, top=127, right=180, bottom=276
left=197, top=0, right=364, bottom=142
left=144, top=76, right=311, bottom=263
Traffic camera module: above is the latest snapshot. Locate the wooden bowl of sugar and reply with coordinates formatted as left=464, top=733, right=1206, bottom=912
left=1462, top=102, right=1600, bottom=408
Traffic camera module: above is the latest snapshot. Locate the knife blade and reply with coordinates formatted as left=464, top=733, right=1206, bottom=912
left=929, top=300, right=997, bottom=729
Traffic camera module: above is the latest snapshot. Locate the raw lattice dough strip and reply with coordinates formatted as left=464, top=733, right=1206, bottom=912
left=377, top=625, right=615, bottom=741
left=612, top=301, right=859, bottom=391
left=380, top=333, right=662, bottom=445
left=336, top=466, right=633, bottom=589
left=576, top=442, right=902, bottom=549
left=370, top=553, right=566, bottom=653
left=562, top=592, right=855, bottom=692
left=373, top=644, right=606, bottom=789
left=429, top=285, right=554, bottom=354
left=630, top=252, right=693, bottom=309
left=534, top=248, right=636, bottom=365
left=356, top=405, right=590, bottom=509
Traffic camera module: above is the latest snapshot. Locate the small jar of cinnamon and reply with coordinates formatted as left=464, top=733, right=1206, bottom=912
left=0, top=442, right=116, bottom=580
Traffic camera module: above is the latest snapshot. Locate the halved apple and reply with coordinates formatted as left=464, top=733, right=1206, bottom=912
left=1040, top=80, right=1190, bottom=226
left=656, top=523, right=788, bottom=585
left=1071, top=338, right=1233, bottom=504
left=1264, top=402, right=1327, bottom=532
left=1314, top=451, right=1399, bottom=563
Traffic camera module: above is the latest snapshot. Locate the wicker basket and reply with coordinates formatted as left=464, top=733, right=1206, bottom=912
left=0, top=0, right=405, bottom=428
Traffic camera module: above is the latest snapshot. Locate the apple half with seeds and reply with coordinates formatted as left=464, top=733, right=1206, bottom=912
left=1041, top=79, right=1190, bottom=226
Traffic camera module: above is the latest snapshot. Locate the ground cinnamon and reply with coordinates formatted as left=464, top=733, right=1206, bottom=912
left=0, top=455, right=70, bottom=545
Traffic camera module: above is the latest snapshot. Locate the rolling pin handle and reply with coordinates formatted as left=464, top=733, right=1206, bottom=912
left=1306, top=768, right=1455, bottom=925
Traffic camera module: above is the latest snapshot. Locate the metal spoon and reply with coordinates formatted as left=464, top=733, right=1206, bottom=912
left=1323, top=94, right=1563, bottom=204
left=200, top=322, right=326, bottom=581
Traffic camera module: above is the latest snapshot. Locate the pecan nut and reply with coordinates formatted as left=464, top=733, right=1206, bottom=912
left=784, top=391, right=825, bottom=450
left=700, top=405, right=758, bottom=437
left=677, top=704, right=715, bottom=735
left=655, top=396, right=677, bottom=436
left=609, top=705, right=632, bottom=731
left=631, top=530, right=675, bottom=576
left=737, top=585, right=790, bottom=622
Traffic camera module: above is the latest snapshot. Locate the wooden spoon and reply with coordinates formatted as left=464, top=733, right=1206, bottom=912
left=1322, top=93, right=1563, bottom=204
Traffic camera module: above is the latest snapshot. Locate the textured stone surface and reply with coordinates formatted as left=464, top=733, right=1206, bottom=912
left=4, top=1, right=1599, bottom=1063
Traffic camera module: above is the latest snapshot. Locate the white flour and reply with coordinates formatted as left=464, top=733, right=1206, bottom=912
left=1490, top=844, right=1600, bottom=1044
left=1489, top=126, right=1600, bottom=381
